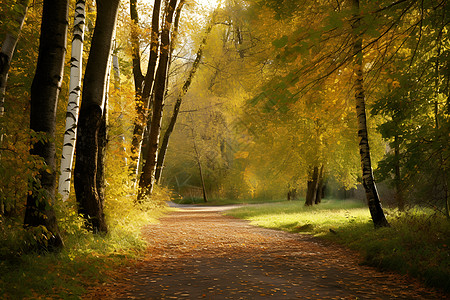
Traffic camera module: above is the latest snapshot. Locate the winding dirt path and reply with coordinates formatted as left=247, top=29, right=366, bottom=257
left=86, top=205, right=445, bottom=299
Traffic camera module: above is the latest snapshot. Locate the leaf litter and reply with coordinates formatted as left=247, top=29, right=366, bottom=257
left=85, top=207, right=447, bottom=299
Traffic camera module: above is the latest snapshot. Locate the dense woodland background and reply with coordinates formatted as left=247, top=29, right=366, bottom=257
left=0, top=0, right=448, bottom=256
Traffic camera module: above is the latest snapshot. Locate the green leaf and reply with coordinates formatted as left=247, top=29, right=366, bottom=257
left=272, top=35, right=288, bottom=48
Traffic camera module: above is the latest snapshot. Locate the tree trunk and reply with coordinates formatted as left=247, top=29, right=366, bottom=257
left=191, top=125, right=207, bottom=203
left=315, top=164, right=324, bottom=204
left=155, top=16, right=214, bottom=183
left=305, top=166, right=319, bottom=206
left=393, top=135, right=404, bottom=211
left=129, top=0, right=162, bottom=181
left=97, top=54, right=111, bottom=204
left=0, top=0, right=29, bottom=118
left=58, top=0, right=86, bottom=201
left=138, top=0, right=178, bottom=200
left=74, top=0, right=119, bottom=233
left=23, top=0, right=68, bottom=251
left=287, top=188, right=297, bottom=201
left=352, top=0, right=389, bottom=228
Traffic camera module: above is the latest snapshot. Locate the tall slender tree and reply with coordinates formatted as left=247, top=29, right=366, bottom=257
left=58, top=0, right=86, bottom=201
left=351, top=0, right=389, bottom=228
left=155, top=16, right=215, bottom=183
left=138, top=0, right=178, bottom=200
left=129, top=0, right=162, bottom=181
left=23, top=0, right=69, bottom=250
left=74, top=0, right=120, bottom=233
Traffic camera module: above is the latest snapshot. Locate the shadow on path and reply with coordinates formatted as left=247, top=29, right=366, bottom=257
left=85, top=204, right=445, bottom=299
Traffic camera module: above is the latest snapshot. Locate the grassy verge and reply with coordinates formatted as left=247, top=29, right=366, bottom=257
left=0, top=193, right=171, bottom=299
left=225, top=199, right=450, bottom=292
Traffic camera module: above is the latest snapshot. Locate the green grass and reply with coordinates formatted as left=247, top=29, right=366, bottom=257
left=225, top=199, right=450, bottom=293
left=0, top=195, right=170, bottom=299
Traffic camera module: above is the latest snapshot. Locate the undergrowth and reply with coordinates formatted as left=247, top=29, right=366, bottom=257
left=226, top=199, right=450, bottom=293
left=0, top=186, right=171, bottom=299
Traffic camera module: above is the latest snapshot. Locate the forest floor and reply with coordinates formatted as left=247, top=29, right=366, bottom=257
left=84, top=204, right=446, bottom=299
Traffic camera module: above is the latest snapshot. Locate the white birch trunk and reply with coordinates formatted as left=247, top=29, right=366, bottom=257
left=58, top=0, right=86, bottom=201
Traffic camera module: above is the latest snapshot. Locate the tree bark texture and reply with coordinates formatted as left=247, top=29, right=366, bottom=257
left=305, top=166, right=319, bottom=206
left=393, top=135, right=404, bottom=210
left=58, top=0, right=86, bottom=201
left=155, top=16, right=213, bottom=183
left=129, top=0, right=162, bottom=180
left=138, top=0, right=178, bottom=200
left=352, top=0, right=389, bottom=228
left=315, top=164, right=324, bottom=204
left=23, top=0, right=68, bottom=251
left=74, top=0, right=119, bottom=233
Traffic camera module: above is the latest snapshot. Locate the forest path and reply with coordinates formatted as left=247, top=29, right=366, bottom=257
left=85, top=205, right=443, bottom=299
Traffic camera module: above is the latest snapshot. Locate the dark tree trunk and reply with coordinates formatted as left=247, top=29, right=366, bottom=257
left=129, top=0, right=162, bottom=180
left=23, top=0, right=68, bottom=251
left=287, top=188, right=297, bottom=201
left=352, top=0, right=389, bottom=228
left=393, top=135, right=404, bottom=211
left=128, top=0, right=145, bottom=180
left=198, top=159, right=208, bottom=203
left=155, top=17, right=214, bottom=183
left=315, top=165, right=324, bottom=204
left=74, top=0, right=119, bottom=233
left=97, top=101, right=108, bottom=205
left=305, top=166, right=319, bottom=206
left=138, top=0, right=178, bottom=201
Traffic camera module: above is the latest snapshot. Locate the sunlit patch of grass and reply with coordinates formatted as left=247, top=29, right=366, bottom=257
left=226, top=198, right=370, bottom=234
left=226, top=199, right=450, bottom=292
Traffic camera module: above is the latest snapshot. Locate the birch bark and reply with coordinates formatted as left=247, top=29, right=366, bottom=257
left=58, top=0, right=86, bottom=201
left=352, top=0, right=389, bottom=227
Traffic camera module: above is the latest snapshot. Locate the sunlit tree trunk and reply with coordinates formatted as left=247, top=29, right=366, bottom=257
left=155, top=16, right=214, bottom=183
left=138, top=0, right=178, bottom=200
left=129, top=0, right=162, bottom=182
left=74, top=0, right=119, bottom=233
left=352, top=0, right=389, bottom=227
left=23, top=0, right=68, bottom=251
left=58, top=0, right=86, bottom=201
